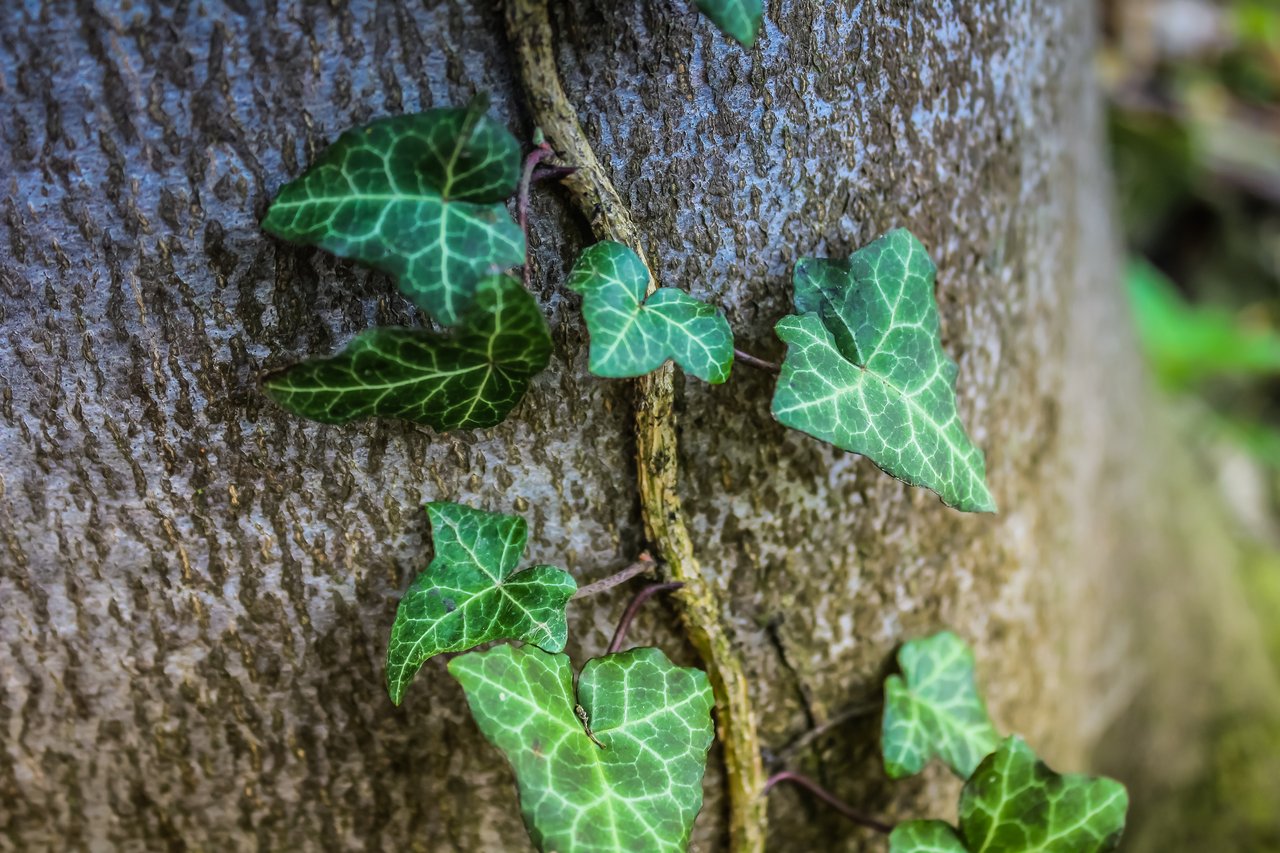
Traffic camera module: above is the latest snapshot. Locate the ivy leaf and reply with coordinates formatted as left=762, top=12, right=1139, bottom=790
left=882, top=631, right=999, bottom=780
left=448, top=644, right=715, bottom=852
left=263, top=274, right=551, bottom=429
left=772, top=229, right=997, bottom=513
left=961, top=737, right=1128, bottom=851
left=892, top=737, right=1129, bottom=852
left=695, top=0, right=764, bottom=47
left=567, top=241, right=734, bottom=383
left=262, top=98, right=524, bottom=326
left=386, top=503, right=576, bottom=706
left=889, top=821, right=968, bottom=853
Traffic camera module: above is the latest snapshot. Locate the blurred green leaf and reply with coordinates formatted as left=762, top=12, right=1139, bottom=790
left=1126, top=259, right=1280, bottom=387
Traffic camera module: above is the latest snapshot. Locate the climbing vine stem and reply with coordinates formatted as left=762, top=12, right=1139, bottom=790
left=502, top=1, right=769, bottom=850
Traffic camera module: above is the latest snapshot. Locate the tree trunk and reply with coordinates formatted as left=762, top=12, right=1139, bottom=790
left=1, top=1, right=1275, bottom=850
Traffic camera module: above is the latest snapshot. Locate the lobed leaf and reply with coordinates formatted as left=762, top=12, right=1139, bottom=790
left=262, top=99, right=524, bottom=326
left=882, top=631, right=999, bottom=780
left=695, top=0, right=764, bottom=47
left=449, top=643, right=715, bottom=853
left=772, top=229, right=997, bottom=513
left=567, top=241, right=733, bottom=384
left=386, top=503, right=575, bottom=706
left=262, top=274, right=551, bottom=429
left=890, top=737, right=1128, bottom=852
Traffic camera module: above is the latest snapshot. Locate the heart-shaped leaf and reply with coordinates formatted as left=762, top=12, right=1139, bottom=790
left=695, top=0, right=764, bottom=47
left=567, top=241, right=733, bottom=383
left=262, top=274, right=551, bottom=429
left=891, top=737, right=1129, bottom=852
left=882, top=631, right=999, bottom=779
left=772, top=229, right=997, bottom=513
left=262, top=97, right=524, bottom=326
left=449, top=643, right=715, bottom=853
left=386, top=503, right=575, bottom=706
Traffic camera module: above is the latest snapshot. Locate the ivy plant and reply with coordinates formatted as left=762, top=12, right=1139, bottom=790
left=889, top=736, right=1129, bottom=852
left=263, top=96, right=524, bottom=326
left=386, top=502, right=576, bottom=705
left=881, top=631, right=1000, bottom=779
left=567, top=241, right=733, bottom=383
left=695, top=0, right=765, bottom=47
left=250, top=2, right=1109, bottom=840
left=450, top=644, right=715, bottom=852
left=881, top=633, right=1128, bottom=852
left=264, top=275, right=551, bottom=428
left=773, top=229, right=997, bottom=512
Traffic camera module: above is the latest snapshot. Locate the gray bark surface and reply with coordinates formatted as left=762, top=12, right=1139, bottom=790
left=2, top=1, right=1275, bottom=850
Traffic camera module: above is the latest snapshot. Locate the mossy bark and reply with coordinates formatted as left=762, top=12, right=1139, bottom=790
left=1, top=1, right=1276, bottom=850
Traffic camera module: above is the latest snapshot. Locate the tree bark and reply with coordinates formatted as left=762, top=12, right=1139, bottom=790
left=1, top=1, right=1276, bottom=851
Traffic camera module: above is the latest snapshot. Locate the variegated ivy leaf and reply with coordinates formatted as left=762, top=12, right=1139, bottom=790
left=386, top=503, right=575, bottom=706
left=890, top=737, right=1129, bottom=853
left=695, top=0, right=764, bottom=47
left=263, top=274, right=550, bottom=429
left=262, top=97, right=524, bottom=326
left=889, top=821, right=968, bottom=853
left=567, top=241, right=733, bottom=383
left=882, top=631, right=999, bottom=780
left=449, top=644, right=715, bottom=853
left=772, top=229, right=997, bottom=513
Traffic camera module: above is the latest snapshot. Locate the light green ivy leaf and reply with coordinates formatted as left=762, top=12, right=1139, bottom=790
left=263, top=274, right=551, bottom=429
left=882, top=631, right=999, bottom=780
left=889, top=821, right=968, bottom=853
left=567, top=241, right=733, bottom=384
left=386, top=503, right=575, bottom=706
left=772, top=228, right=997, bottom=513
left=262, top=97, right=524, bottom=326
left=695, top=0, right=764, bottom=47
left=449, top=643, right=715, bottom=853
left=891, top=737, right=1129, bottom=852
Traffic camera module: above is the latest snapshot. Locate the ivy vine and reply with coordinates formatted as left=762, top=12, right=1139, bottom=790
left=255, top=2, right=1128, bottom=851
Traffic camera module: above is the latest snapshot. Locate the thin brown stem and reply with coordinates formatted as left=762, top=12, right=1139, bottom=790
left=504, top=3, right=768, bottom=850
left=734, top=349, right=781, bottom=375
left=517, top=142, right=554, bottom=286
left=571, top=553, right=656, bottom=599
left=607, top=582, right=683, bottom=654
left=763, top=771, right=894, bottom=835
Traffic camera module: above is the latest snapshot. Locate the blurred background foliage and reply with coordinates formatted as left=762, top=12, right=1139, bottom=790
left=1103, top=0, right=1280, bottom=525
left=1103, top=3, right=1280, bottom=850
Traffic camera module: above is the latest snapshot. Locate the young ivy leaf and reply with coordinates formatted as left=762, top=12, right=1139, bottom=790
left=882, top=631, right=999, bottom=780
left=262, top=274, right=551, bottom=429
left=262, top=97, right=524, bottom=326
left=449, top=643, right=715, bottom=853
left=386, top=503, right=575, bottom=706
left=695, top=0, right=764, bottom=47
left=567, top=241, right=733, bottom=384
left=772, top=229, right=997, bottom=513
left=890, top=736, right=1129, bottom=853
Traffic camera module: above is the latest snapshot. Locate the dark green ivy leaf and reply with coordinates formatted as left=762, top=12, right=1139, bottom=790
left=449, top=644, right=715, bottom=852
left=695, top=0, right=764, bottom=47
left=262, top=98, right=524, bottom=326
left=890, top=736, right=1129, bottom=852
left=772, top=229, right=997, bottom=513
left=386, top=503, right=575, bottom=706
left=567, top=241, right=733, bottom=383
left=263, top=274, right=551, bottom=429
left=882, top=631, right=999, bottom=780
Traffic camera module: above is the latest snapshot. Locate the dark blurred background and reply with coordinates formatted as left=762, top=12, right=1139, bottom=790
left=1105, top=6, right=1280, bottom=843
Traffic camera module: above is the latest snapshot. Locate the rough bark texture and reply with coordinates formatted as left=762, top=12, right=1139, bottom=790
left=2, top=1, right=1276, bottom=851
